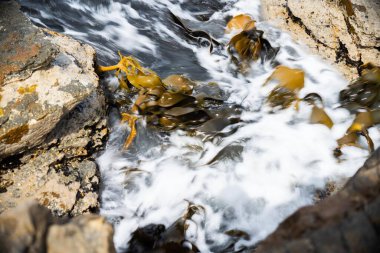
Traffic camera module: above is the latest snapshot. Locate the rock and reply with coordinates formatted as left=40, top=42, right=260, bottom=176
left=0, top=121, right=107, bottom=215
left=47, top=215, right=115, bottom=253
left=0, top=201, right=116, bottom=253
left=254, top=148, right=380, bottom=253
left=261, top=0, right=380, bottom=80
left=0, top=0, right=99, bottom=158
left=0, top=201, right=52, bottom=253
left=0, top=1, right=108, bottom=216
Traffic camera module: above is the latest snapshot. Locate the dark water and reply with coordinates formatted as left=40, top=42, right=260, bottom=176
left=18, top=0, right=233, bottom=80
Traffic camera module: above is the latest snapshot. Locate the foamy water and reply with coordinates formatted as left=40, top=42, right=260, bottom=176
left=19, top=0, right=380, bottom=252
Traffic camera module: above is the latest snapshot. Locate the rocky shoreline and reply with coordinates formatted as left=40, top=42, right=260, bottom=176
left=0, top=0, right=107, bottom=216
left=0, top=1, right=114, bottom=252
left=0, top=0, right=379, bottom=252
left=261, top=0, right=380, bottom=80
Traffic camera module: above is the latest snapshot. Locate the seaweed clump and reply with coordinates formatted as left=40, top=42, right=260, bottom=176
left=263, top=66, right=305, bottom=110
left=98, top=53, right=240, bottom=149
left=335, top=64, right=380, bottom=156
left=226, top=15, right=279, bottom=72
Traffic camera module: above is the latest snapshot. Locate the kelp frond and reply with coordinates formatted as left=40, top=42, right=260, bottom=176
left=98, top=52, right=163, bottom=90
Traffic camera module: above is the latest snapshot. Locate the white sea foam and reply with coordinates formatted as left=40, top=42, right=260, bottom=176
left=93, top=0, right=380, bottom=252
left=65, top=0, right=157, bottom=57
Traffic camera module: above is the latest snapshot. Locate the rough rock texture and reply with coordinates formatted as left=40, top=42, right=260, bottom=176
left=255, top=148, right=380, bottom=253
left=0, top=0, right=99, bottom=158
left=261, top=0, right=380, bottom=79
left=0, top=1, right=108, bottom=216
left=47, top=215, right=115, bottom=253
left=0, top=201, right=115, bottom=253
left=0, top=118, right=107, bottom=216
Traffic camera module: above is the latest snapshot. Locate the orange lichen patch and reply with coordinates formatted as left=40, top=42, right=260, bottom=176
left=59, top=203, right=67, bottom=210
left=42, top=198, right=50, bottom=206
left=17, top=84, right=38, bottom=94
left=226, top=14, right=255, bottom=33
left=41, top=191, right=60, bottom=198
left=0, top=32, right=19, bottom=51
left=0, top=124, right=29, bottom=144
left=42, top=28, right=63, bottom=37
left=11, top=44, right=41, bottom=62
left=0, top=31, right=42, bottom=86
left=0, top=64, right=18, bottom=86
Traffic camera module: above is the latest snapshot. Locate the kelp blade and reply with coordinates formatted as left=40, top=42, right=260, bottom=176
left=226, top=14, right=255, bottom=33
left=228, top=28, right=278, bottom=65
left=310, top=106, right=334, bottom=129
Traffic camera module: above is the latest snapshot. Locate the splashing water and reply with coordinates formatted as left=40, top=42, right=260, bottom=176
left=19, top=0, right=380, bottom=252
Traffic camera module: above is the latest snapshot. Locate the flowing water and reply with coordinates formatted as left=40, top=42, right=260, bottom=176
left=19, top=0, right=380, bottom=252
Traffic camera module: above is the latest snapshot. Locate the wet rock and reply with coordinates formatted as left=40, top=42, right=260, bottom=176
left=261, top=0, right=380, bottom=80
left=0, top=1, right=56, bottom=87
left=254, top=148, right=380, bottom=253
left=0, top=0, right=100, bottom=158
left=0, top=1, right=108, bottom=216
left=0, top=201, right=115, bottom=253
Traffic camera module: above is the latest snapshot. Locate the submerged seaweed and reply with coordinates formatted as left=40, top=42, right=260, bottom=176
left=98, top=54, right=241, bottom=149
left=170, top=11, right=221, bottom=53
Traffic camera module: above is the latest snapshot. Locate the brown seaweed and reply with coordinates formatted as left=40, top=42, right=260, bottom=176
left=263, top=66, right=304, bottom=110
left=163, top=75, right=195, bottom=95
left=98, top=53, right=241, bottom=149
left=169, top=11, right=221, bottom=53
left=98, top=53, right=163, bottom=90
left=303, top=93, right=334, bottom=129
left=336, top=64, right=380, bottom=155
left=228, top=27, right=279, bottom=68
left=309, top=106, right=334, bottom=129
left=339, top=64, right=380, bottom=112
left=225, top=14, right=255, bottom=33
left=335, top=110, right=380, bottom=156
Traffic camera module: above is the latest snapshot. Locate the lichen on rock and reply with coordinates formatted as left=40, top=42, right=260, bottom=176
left=0, top=0, right=108, bottom=217
left=0, top=0, right=100, bottom=159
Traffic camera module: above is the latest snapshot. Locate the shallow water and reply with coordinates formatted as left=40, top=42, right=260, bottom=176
left=19, top=0, right=380, bottom=252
